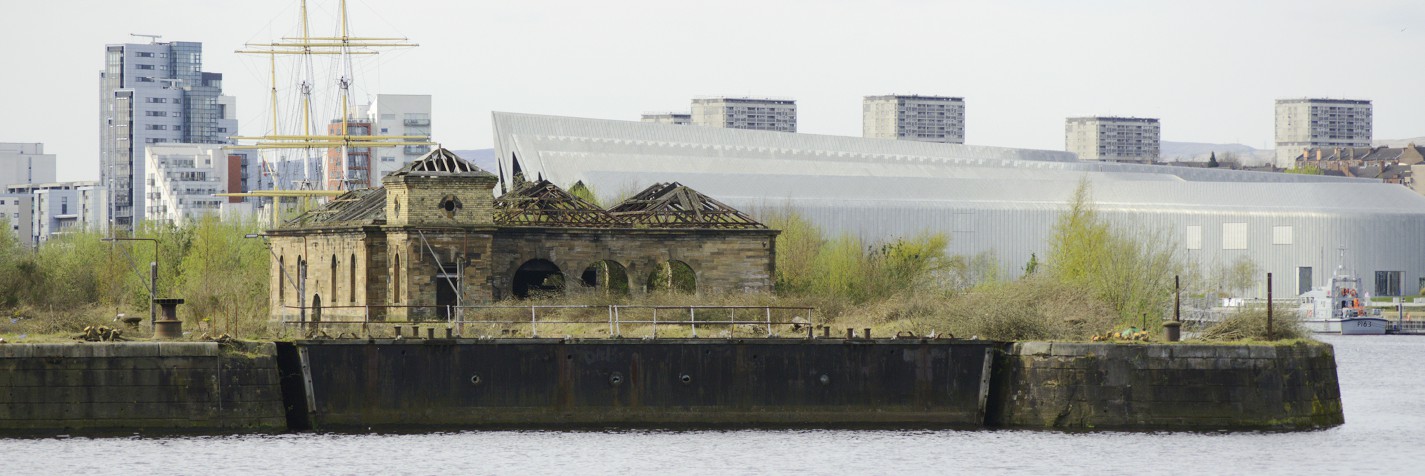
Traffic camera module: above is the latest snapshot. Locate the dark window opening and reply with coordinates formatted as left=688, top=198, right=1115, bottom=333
left=513, top=259, right=564, bottom=299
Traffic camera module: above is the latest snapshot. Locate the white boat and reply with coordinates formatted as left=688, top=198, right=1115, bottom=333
left=1298, top=267, right=1388, bottom=335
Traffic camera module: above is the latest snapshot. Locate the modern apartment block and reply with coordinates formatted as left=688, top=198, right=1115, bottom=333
left=1275, top=98, right=1373, bottom=168
left=1065, top=116, right=1161, bottom=162
left=690, top=97, right=797, bottom=132
left=325, top=94, right=432, bottom=188
left=144, top=144, right=241, bottom=226
left=10, top=181, right=101, bottom=246
left=368, top=94, right=432, bottom=184
left=100, top=39, right=236, bottom=230
left=641, top=112, right=692, bottom=125
left=862, top=95, right=966, bottom=144
left=0, top=194, right=32, bottom=247
left=0, top=143, right=57, bottom=189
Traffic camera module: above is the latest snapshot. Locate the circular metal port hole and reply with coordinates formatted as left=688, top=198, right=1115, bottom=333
left=470, top=374, right=482, bottom=385
left=679, top=374, right=692, bottom=384
left=609, top=372, right=624, bottom=386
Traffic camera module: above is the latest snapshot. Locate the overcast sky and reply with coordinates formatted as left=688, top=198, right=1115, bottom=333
left=3, top=0, right=1422, bottom=181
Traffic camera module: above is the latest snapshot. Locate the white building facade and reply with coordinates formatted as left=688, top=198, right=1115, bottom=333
left=0, top=143, right=57, bottom=189
left=863, top=95, right=966, bottom=144
left=143, top=144, right=235, bottom=226
left=367, top=94, right=433, bottom=184
left=100, top=40, right=236, bottom=229
left=640, top=112, right=692, bottom=125
left=1275, top=98, right=1373, bottom=169
left=1065, top=116, right=1161, bottom=162
left=0, top=194, right=32, bottom=247
left=690, top=97, right=796, bottom=132
left=493, top=112, right=1425, bottom=300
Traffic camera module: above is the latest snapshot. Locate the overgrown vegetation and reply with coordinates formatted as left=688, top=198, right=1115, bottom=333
left=0, top=216, right=271, bottom=340
left=1199, top=305, right=1308, bottom=341
left=1, top=179, right=1303, bottom=343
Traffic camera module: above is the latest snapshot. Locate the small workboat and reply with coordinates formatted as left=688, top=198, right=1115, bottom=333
left=1298, top=266, right=1388, bottom=335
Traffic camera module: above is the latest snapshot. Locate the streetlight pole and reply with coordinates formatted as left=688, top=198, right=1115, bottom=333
left=102, top=237, right=160, bottom=327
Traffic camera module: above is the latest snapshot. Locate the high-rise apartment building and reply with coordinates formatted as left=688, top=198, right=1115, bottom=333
left=100, top=39, right=236, bottom=229
left=0, top=143, right=57, bottom=189
left=144, top=144, right=241, bottom=226
left=863, top=95, right=966, bottom=144
left=690, top=97, right=796, bottom=132
left=641, top=112, right=692, bottom=125
left=1065, top=117, right=1161, bottom=162
left=326, top=94, right=432, bottom=188
left=1274, top=98, right=1373, bottom=168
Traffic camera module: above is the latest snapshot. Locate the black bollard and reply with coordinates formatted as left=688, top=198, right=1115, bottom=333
left=864, top=328, right=872, bottom=340
left=1164, top=321, right=1182, bottom=342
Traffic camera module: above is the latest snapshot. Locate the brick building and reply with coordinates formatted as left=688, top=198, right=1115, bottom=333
left=265, top=149, right=777, bottom=322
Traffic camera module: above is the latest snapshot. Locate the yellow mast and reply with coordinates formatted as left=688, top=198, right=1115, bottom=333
left=233, top=0, right=430, bottom=193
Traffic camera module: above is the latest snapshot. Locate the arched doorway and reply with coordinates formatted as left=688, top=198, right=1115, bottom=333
left=580, top=260, right=630, bottom=296
left=647, top=260, right=696, bottom=294
left=513, top=259, right=564, bottom=298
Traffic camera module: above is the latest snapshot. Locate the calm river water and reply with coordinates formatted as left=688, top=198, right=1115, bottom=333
left=3, top=334, right=1423, bottom=475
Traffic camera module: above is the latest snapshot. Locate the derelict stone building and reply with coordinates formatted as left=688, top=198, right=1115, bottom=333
left=265, top=149, right=777, bottom=322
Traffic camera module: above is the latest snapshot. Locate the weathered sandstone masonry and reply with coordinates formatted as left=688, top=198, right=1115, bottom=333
left=988, top=341, right=1343, bottom=430
left=0, top=342, right=286, bottom=434
left=0, top=340, right=1343, bottom=433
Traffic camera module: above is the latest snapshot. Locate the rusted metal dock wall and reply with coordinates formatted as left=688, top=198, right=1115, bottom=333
left=0, top=342, right=286, bottom=434
left=987, top=341, right=1344, bottom=430
left=284, top=339, right=996, bottom=429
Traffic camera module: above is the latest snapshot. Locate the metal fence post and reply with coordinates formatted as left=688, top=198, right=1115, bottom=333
left=765, top=307, right=772, bottom=338
left=530, top=305, right=538, bottom=338
left=652, top=307, right=658, bottom=339
left=691, top=307, right=697, bottom=338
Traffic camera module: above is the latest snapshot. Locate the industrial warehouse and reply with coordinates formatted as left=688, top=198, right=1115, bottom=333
left=491, top=111, right=1425, bottom=300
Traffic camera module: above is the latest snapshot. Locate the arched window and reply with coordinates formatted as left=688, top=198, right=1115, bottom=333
left=393, top=253, right=402, bottom=304
left=330, top=255, right=338, bottom=304
left=349, top=253, right=357, bottom=304
left=278, top=256, right=285, bottom=304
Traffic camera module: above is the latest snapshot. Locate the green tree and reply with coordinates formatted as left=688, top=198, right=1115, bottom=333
left=1047, top=179, right=1182, bottom=328
left=567, top=181, right=601, bottom=207
left=1207, top=152, right=1220, bottom=168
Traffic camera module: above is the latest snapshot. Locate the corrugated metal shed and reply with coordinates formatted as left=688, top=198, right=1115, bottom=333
left=491, top=112, right=1425, bottom=299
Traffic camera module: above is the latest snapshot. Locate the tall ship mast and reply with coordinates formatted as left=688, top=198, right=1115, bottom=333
left=226, top=0, right=434, bottom=220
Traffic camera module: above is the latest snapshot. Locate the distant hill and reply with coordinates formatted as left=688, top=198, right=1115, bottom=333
left=1374, top=137, right=1425, bottom=148
left=1160, top=141, right=1273, bottom=166
left=451, top=148, right=497, bottom=172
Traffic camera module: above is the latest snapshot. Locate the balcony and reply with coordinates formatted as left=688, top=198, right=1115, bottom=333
left=403, top=118, right=431, bottom=126
left=403, top=145, right=431, bottom=155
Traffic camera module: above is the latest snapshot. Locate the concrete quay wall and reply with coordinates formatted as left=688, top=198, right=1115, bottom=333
left=0, top=342, right=286, bottom=434
left=988, top=341, right=1344, bottom=430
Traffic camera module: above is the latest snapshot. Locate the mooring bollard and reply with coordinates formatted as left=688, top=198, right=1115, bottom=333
left=822, top=327, right=830, bottom=338
left=446, top=327, right=453, bottom=339
left=152, top=298, right=185, bottom=339
left=427, top=327, right=435, bottom=339
left=1164, top=321, right=1182, bottom=342
left=846, top=328, right=854, bottom=339
left=864, top=328, right=871, bottom=340
left=394, top=326, right=402, bottom=338
left=807, top=326, right=814, bottom=339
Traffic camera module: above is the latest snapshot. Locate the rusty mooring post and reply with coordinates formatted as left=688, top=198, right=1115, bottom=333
left=427, top=327, right=435, bottom=339
left=846, top=328, right=854, bottom=339
left=1163, top=321, right=1181, bottom=342
left=864, top=328, right=872, bottom=340
left=822, top=326, right=829, bottom=338
left=1174, top=275, right=1181, bottom=323
left=394, top=326, right=402, bottom=338
left=153, top=298, right=184, bottom=339
left=1267, top=272, right=1274, bottom=340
